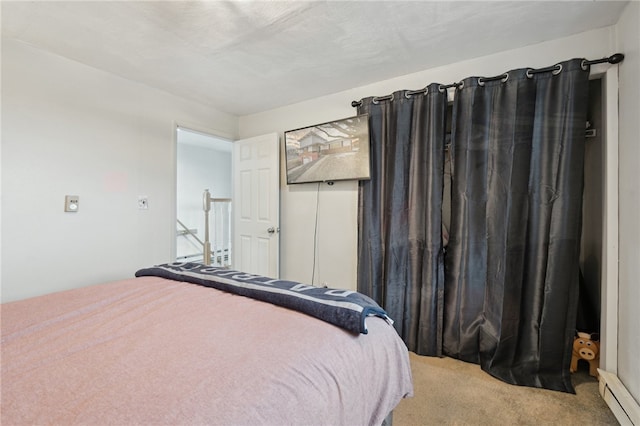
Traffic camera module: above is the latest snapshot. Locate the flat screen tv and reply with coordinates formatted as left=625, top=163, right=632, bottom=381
left=284, top=114, right=371, bottom=185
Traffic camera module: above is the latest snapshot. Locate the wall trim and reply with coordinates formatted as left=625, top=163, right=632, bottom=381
left=599, top=370, right=640, bottom=425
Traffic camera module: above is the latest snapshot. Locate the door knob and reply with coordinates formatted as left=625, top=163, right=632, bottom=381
left=267, top=227, right=275, bottom=234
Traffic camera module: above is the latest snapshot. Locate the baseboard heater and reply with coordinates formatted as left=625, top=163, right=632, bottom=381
left=598, top=369, right=640, bottom=425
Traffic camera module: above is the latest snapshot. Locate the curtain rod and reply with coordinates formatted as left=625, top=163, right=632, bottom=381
left=351, top=53, right=624, bottom=108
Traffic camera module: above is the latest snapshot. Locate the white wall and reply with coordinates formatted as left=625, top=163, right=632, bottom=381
left=1, top=39, right=238, bottom=302
left=615, top=0, right=640, bottom=408
left=239, top=26, right=617, bottom=290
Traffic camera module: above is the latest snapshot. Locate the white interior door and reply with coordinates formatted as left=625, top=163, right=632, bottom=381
left=233, top=133, right=280, bottom=277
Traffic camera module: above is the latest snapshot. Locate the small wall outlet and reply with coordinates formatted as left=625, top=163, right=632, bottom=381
left=64, top=195, right=79, bottom=212
left=138, top=196, right=149, bottom=210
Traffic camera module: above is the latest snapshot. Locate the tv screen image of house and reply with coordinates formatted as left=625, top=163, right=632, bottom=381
left=284, top=114, right=371, bottom=185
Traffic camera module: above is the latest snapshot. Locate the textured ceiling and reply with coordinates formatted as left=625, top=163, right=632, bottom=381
left=1, top=1, right=628, bottom=116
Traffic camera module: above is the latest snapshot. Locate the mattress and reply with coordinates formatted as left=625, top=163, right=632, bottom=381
left=1, top=273, right=413, bottom=425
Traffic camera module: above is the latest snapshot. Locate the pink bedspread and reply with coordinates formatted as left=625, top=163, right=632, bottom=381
left=1, top=276, right=413, bottom=425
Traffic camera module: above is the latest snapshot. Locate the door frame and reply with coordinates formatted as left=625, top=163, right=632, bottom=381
left=597, top=64, right=619, bottom=373
left=171, top=121, right=235, bottom=262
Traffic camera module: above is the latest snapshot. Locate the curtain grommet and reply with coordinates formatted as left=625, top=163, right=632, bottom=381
left=372, top=93, right=394, bottom=105
left=581, top=59, right=589, bottom=71
left=526, top=69, right=534, bottom=79
left=404, top=88, right=428, bottom=99
left=552, top=63, right=563, bottom=75
left=478, top=73, right=508, bottom=86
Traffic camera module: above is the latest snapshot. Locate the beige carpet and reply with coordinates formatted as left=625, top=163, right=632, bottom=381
left=393, top=352, right=618, bottom=426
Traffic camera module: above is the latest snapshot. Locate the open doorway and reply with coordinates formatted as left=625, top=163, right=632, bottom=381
left=176, top=127, right=233, bottom=265
left=577, top=78, right=604, bottom=337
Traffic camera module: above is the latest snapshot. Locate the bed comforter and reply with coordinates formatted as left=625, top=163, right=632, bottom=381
left=1, top=275, right=413, bottom=425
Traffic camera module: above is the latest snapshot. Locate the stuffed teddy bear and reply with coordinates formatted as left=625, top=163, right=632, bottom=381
left=570, top=331, right=600, bottom=378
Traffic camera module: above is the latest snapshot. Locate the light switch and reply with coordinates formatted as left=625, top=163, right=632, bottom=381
left=65, top=195, right=79, bottom=212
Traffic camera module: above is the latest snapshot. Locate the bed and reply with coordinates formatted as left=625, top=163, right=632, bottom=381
left=1, top=263, right=413, bottom=425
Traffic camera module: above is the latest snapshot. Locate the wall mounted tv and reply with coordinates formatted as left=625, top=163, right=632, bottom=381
left=284, top=114, right=371, bottom=185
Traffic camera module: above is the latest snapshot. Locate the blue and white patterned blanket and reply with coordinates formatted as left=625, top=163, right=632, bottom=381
left=135, top=263, right=392, bottom=334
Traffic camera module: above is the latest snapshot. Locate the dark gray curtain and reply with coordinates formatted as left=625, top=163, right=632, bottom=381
left=357, top=84, right=447, bottom=356
left=443, top=59, right=589, bottom=393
